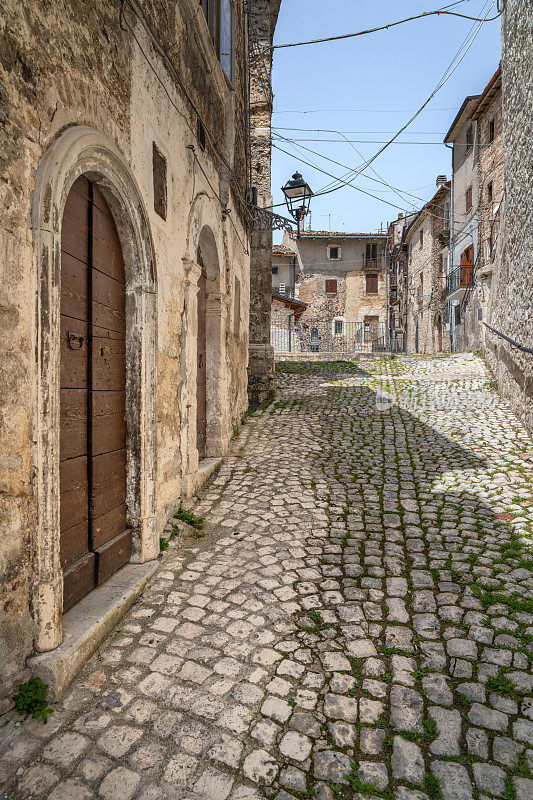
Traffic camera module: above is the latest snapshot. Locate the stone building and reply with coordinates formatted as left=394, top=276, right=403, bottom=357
left=484, top=0, right=533, bottom=433
left=247, top=0, right=282, bottom=405
left=272, top=243, right=297, bottom=296
left=0, top=0, right=259, bottom=709
left=282, top=230, right=388, bottom=338
left=444, top=94, right=481, bottom=351
left=387, top=212, right=415, bottom=352
left=473, top=65, right=503, bottom=336
left=405, top=178, right=451, bottom=354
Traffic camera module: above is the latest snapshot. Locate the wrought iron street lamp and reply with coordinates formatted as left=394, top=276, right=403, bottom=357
left=281, top=172, right=313, bottom=238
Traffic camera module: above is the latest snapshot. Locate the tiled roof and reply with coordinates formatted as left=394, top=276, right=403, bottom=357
left=296, top=230, right=387, bottom=239
left=272, top=244, right=295, bottom=256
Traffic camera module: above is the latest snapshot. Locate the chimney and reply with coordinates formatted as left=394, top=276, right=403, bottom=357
left=436, top=175, right=447, bottom=187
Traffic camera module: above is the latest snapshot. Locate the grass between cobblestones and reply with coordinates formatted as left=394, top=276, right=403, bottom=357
left=1, top=354, right=532, bottom=800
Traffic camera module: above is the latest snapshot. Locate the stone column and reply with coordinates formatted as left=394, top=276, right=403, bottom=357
left=247, top=0, right=281, bottom=406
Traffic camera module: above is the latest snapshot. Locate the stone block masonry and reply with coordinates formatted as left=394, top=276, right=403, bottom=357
left=484, top=0, right=533, bottom=434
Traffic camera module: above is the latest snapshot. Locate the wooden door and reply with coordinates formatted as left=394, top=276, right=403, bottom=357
left=437, top=317, right=443, bottom=352
left=364, top=315, right=379, bottom=342
left=196, top=267, right=207, bottom=461
left=60, top=176, right=131, bottom=613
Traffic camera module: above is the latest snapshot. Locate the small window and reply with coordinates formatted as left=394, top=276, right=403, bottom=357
left=152, top=143, right=167, bottom=220
left=196, top=116, right=206, bottom=150
left=466, top=185, right=473, bottom=213
left=334, top=320, right=343, bottom=335
left=366, top=273, right=378, bottom=294
left=489, top=118, right=495, bottom=144
left=419, top=229, right=423, bottom=248
left=272, top=266, right=278, bottom=275
left=487, top=181, right=493, bottom=202
left=325, top=279, right=337, bottom=294
left=328, top=246, right=340, bottom=260
left=454, top=305, right=461, bottom=326
left=466, top=124, right=474, bottom=152
left=234, top=277, right=241, bottom=336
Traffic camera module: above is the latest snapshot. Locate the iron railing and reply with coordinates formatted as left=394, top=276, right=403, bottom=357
left=446, top=265, right=474, bottom=295
left=271, top=319, right=389, bottom=354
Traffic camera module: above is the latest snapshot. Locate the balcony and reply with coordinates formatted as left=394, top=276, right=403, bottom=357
left=446, top=265, right=474, bottom=298
left=362, top=256, right=386, bottom=270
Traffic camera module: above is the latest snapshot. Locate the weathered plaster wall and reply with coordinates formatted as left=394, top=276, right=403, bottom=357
left=0, top=0, right=250, bottom=709
left=345, top=271, right=386, bottom=325
left=484, top=0, right=533, bottom=433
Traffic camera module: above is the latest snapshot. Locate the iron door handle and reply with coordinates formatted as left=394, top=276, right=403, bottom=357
left=67, top=331, right=84, bottom=350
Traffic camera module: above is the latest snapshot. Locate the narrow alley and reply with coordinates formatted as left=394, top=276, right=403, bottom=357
left=2, top=354, right=532, bottom=800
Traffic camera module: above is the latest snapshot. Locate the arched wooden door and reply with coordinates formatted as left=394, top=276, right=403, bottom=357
left=196, top=259, right=207, bottom=461
left=60, top=176, right=131, bottom=612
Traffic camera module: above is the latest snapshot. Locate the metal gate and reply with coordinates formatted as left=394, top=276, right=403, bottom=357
left=271, top=319, right=389, bottom=354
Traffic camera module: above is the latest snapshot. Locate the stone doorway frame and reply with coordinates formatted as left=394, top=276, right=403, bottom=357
left=32, top=126, right=158, bottom=653
left=182, top=197, right=227, bottom=494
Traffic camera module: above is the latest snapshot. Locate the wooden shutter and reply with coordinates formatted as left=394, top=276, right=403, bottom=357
left=325, top=279, right=337, bottom=293
left=366, top=273, right=378, bottom=294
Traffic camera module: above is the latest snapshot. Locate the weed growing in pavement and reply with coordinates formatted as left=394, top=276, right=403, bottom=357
left=174, top=507, right=205, bottom=531
left=486, top=668, right=523, bottom=699
left=13, top=678, right=54, bottom=724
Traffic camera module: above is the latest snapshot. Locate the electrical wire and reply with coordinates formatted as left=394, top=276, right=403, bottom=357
left=254, top=4, right=500, bottom=59
left=298, top=1, right=497, bottom=201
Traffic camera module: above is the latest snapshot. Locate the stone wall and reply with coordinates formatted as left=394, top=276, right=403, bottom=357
left=0, top=0, right=250, bottom=709
left=483, top=0, right=533, bottom=433
left=247, top=0, right=282, bottom=406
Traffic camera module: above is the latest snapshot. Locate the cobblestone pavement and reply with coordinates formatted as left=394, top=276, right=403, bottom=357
left=2, top=354, right=533, bottom=800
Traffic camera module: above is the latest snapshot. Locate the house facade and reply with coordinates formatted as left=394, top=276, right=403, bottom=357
left=387, top=213, right=416, bottom=352
left=405, top=178, right=451, bottom=354
left=444, top=95, right=481, bottom=351
left=0, top=0, right=259, bottom=709
left=282, top=230, right=388, bottom=337
left=272, top=243, right=297, bottom=296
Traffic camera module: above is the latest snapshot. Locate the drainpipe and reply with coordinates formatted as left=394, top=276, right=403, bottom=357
left=445, top=142, right=454, bottom=352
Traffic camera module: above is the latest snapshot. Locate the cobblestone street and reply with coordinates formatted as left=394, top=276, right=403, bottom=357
left=2, top=354, right=533, bottom=800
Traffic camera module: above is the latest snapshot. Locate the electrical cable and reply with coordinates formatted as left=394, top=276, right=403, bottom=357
left=295, top=1, right=497, bottom=202
left=253, top=4, right=500, bottom=59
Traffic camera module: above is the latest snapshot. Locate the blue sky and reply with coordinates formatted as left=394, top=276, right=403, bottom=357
left=270, top=0, right=501, bottom=238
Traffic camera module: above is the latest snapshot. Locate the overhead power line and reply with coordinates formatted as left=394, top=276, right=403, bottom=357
left=254, top=5, right=500, bottom=59
left=303, top=1, right=497, bottom=200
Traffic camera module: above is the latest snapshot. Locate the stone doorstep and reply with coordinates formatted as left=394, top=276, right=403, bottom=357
left=184, top=457, right=223, bottom=499
left=28, top=561, right=159, bottom=702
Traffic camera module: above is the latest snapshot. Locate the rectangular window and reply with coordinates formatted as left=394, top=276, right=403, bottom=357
left=466, top=124, right=474, bottom=152
left=366, top=273, right=378, bottom=294
left=489, top=118, right=495, bottom=144
left=334, top=320, right=343, bottom=335
left=365, top=243, right=377, bottom=266
left=272, top=266, right=278, bottom=275
left=219, top=0, right=234, bottom=82
left=487, top=181, right=493, bottom=202
left=200, top=0, right=234, bottom=84
left=466, top=185, right=473, bottom=213
left=196, top=116, right=206, bottom=150
left=152, top=143, right=167, bottom=220
left=328, top=246, right=339, bottom=259
left=419, top=229, right=423, bottom=248
left=325, top=279, right=337, bottom=294
left=454, top=305, right=461, bottom=326
left=234, top=277, right=241, bottom=336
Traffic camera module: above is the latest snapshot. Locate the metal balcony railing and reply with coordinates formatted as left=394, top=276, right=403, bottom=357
left=362, top=256, right=386, bottom=270
left=446, top=265, right=474, bottom=295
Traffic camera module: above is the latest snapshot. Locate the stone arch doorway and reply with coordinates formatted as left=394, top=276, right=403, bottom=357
left=60, top=176, right=130, bottom=611
left=196, top=251, right=207, bottom=460
left=32, top=126, right=158, bottom=651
